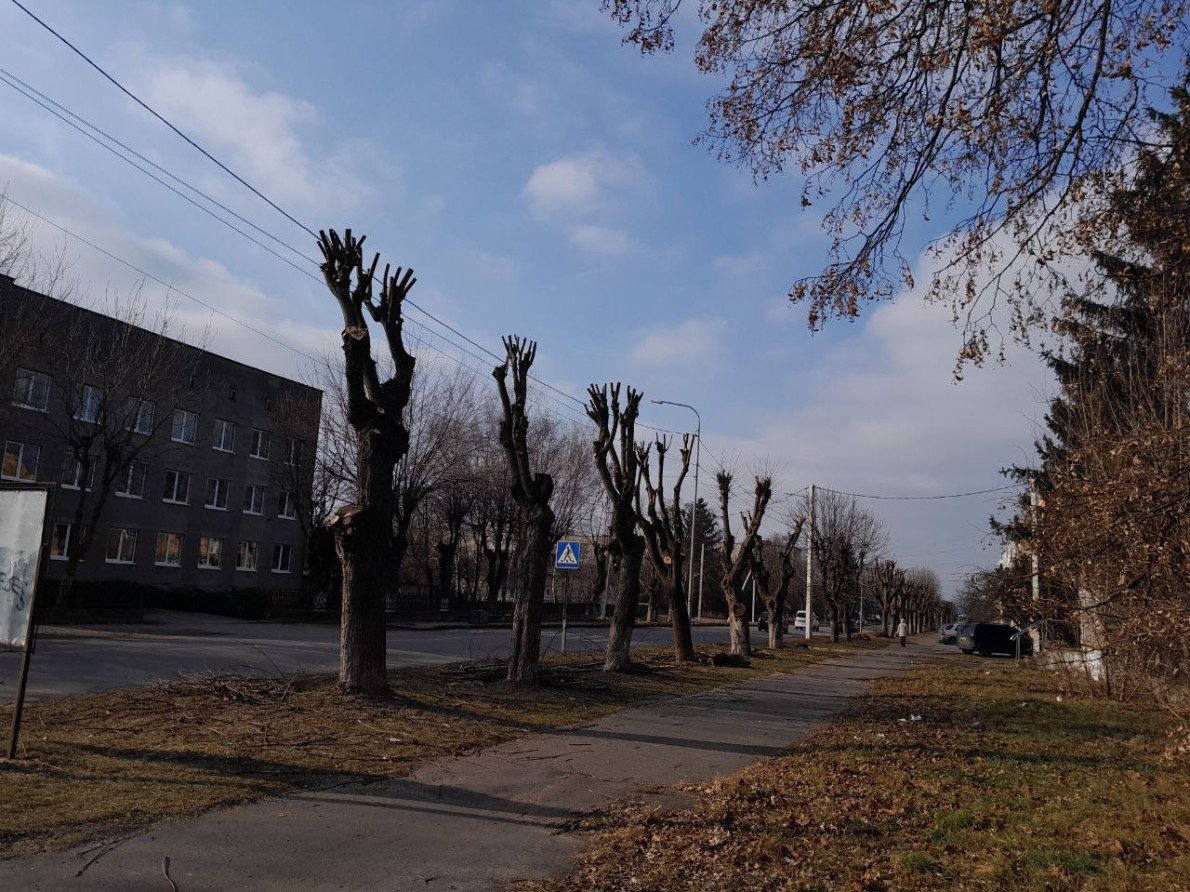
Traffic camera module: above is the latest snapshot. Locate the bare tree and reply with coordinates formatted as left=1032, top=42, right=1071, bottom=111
left=493, top=337, right=556, bottom=684
left=392, top=364, right=484, bottom=583
left=801, top=489, right=886, bottom=641
left=317, top=228, right=416, bottom=696
left=869, top=559, right=907, bottom=637
left=432, top=481, right=475, bottom=604
left=28, top=292, right=206, bottom=607
left=606, top=1, right=1187, bottom=362
left=586, top=383, right=646, bottom=671
left=637, top=434, right=696, bottom=662
left=717, top=471, right=772, bottom=655
left=0, top=193, right=61, bottom=374
left=751, top=514, right=805, bottom=649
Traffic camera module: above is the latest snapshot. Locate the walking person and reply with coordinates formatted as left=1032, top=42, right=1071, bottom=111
left=896, top=617, right=909, bottom=648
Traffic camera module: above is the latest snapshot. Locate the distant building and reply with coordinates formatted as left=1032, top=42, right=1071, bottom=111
left=0, top=276, right=321, bottom=592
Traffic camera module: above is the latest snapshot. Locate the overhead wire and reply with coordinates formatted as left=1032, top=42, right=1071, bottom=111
left=811, top=484, right=1019, bottom=501
left=9, top=0, right=318, bottom=239
left=0, top=59, right=683, bottom=437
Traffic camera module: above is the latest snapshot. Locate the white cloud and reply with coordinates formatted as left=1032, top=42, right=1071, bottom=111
left=570, top=224, right=630, bottom=254
left=631, top=316, right=726, bottom=365
left=139, top=57, right=374, bottom=213
left=0, top=153, right=336, bottom=381
left=523, top=149, right=643, bottom=218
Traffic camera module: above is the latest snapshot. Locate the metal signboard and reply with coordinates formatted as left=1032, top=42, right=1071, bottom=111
left=0, top=487, right=49, bottom=648
left=554, top=540, right=580, bottom=570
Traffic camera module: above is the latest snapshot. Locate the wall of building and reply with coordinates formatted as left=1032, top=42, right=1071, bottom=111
left=0, top=278, right=322, bottom=592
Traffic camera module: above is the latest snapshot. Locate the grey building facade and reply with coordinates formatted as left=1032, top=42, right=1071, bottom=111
left=0, top=276, right=322, bottom=592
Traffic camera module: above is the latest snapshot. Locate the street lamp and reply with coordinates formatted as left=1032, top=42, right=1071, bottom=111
left=650, top=399, right=701, bottom=620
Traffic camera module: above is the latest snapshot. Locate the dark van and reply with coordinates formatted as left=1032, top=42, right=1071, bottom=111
left=957, top=622, right=1032, bottom=657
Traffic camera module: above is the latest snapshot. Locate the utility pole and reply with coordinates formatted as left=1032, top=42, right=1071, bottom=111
left=651, top=399, right=701, bottom=616
left=1030, top=480, right=1042, bottom=653
left=804, top=483, right=815, bottom=640
left=697, top=543, right=706, bottom=620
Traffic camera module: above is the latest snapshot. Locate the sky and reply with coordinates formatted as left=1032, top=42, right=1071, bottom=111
left=0, top=0, right=1058, bottom=596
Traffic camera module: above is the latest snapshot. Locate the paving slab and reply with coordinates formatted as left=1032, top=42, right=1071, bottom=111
left=0, top=638, right=935, bottom=891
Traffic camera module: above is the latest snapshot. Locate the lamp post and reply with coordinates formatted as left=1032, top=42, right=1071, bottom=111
left=651, top=399, right=701, bottom=619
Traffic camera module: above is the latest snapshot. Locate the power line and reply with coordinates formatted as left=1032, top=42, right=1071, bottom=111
left=0, top=66, right=315, bottom=278
left=9, top=0, right=318, bottom=239
left=812, top=484, right=1018, bottom=501
left=0, top=61, right=678, bottom=434
left=0, top=195, right=600, bottom=436
left=2, top=194, right=316, bottom=362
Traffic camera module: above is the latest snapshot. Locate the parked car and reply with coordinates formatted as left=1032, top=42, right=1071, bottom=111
left=956, top=622, right=1033, bottom=657
left=938, top=621, right=964, bottom=645
left=792, top=610, right=820, bottom=632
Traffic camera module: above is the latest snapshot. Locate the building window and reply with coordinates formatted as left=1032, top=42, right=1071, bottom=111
left=236, top=540, right=259, bottom=572
left=76, top=385, right=103, bottom=423
left=198, top=536, right=223, bottom=569
left=61, top=456, right=94, bottom=491
left=12, top=368, right=50, bottom=411
left=2, top=441, right=40, bottom=482
left=277, top=490, right=297, bottom=519
left=154, top=532, right=183, bottom=566
left=243, top=484, right=265, bottom=515
left=126, top=398, right=155, bottom=435
left=105, top=527, right=138, bottom=564
left=271, top=543, right=292, bottom=574
left=205, top=477, right=230, bottom=510
left=50, top=522, right=81, bottom=561
left=213, top=419, right=236, bottom=452
left=285, top=437, right=302, bottom=466
left=116, top=461, right=147, bottom=498
left=163, top=469, right=190, bottom=504
left=171, top=409, right=198, bottom=444
left=250, top=428, right=271, bottom=460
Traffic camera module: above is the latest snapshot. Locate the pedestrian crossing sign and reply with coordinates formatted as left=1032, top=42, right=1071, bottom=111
left=555, top=540, right=581, bottom=570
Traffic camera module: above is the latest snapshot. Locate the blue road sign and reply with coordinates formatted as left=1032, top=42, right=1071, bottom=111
left=554, top=540, right=581, bottom=570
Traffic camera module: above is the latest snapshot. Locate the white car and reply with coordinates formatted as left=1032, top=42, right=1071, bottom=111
left=792, top=610, right=820, bottom=632
left=938, top=621, right=963, bottom=644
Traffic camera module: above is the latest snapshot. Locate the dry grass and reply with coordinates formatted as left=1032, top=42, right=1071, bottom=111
left=518, top=658, right=1190, bottom=892
left=0, top=639, right=874, bottom=860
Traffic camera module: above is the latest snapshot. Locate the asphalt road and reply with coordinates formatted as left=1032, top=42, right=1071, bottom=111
left=0, top=610, right=765, bottom=701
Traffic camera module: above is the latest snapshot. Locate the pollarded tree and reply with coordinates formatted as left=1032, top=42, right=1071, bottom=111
left=751, top=515, right=806, bottom=649
left=586, top=383, right=646, bottom=672
left=605, top=1, right=1187, bottom=363
left=637, top=434, right=696, bottom=662
left=318, top=228, right=416, bottom=696
left=493, top=337, right=556, bottom=684
left=717, top=471, right=772, bottom=655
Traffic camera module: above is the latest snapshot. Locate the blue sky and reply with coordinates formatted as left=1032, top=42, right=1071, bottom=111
left=0, top=0, right=1057, bottom=594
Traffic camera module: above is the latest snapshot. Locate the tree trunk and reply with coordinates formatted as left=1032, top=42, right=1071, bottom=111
left=728, top=602, right=751, bottom=655
left=507, top=511, right=552, bottom=683
left=766, top=596, right=785, bottom=649
left=830, top=602, right=842, bottom=642
left=668, top=569, right=695, bottom=662
left=334, top=506, right=390, bottom=695
left=334, top=428, right=396, bottom=696
left=605, top=538, right=645, bottom=671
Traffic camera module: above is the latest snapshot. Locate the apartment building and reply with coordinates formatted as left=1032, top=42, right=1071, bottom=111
left=0, top=275, right=322, bottom=591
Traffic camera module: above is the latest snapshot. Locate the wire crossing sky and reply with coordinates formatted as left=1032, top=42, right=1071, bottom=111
left=0, top=0, right=1054, bottom=594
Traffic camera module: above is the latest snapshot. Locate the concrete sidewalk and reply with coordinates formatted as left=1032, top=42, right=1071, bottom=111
left=0, top=639, right=935, bottom=891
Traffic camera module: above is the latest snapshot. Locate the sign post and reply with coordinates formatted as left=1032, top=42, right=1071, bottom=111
left=554, top=540, right=581, bottom=653
left=1, top=485, right=53, bottom=760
